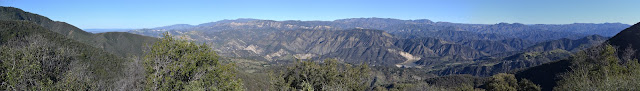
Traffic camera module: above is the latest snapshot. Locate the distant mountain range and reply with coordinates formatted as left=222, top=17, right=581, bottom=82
left=128, top=18, right=625, bottom=76
left=83, top=29, right=133, bottom=33
left=2, top=6, right=639, bottom=90
left=130, top=18, right=628, bottom=42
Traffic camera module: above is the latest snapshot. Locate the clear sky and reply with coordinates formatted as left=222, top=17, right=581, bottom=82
left=1, top=0, right=638, bottom=29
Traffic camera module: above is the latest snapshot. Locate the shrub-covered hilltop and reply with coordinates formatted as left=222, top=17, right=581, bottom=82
left=0, top=20, right=128, bottom=90
left=2, top=6, right=640, bottom=91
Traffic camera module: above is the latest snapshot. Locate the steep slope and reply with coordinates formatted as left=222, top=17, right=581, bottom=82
left=525, top=35, right=608, bottom=52
left=165, top=28, right=494, bottom=67
left=92, top=32, right=158, bottom=56
left=512, top=22, right=640, bottom=91
left=0, top=6, right=157, bottom=56
left=201, top=29, right=406, bottom=64
left=459, top=39, right=521, bottom=55
left=433, top=49, right=571, bottom=77
left=0, top=20, right=129, bottom=89
left=393, top=29, right=515, bottom=42
left=431, top=35, right=607, bottom=76
left=513, top=60, right=572, bottom=91
left=608, top=22, right=640, bottom=58
left=394, top=37, right=488, bottom=59
left=0, top=7, right=94, bottom=43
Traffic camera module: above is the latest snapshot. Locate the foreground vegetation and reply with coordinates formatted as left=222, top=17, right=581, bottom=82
left=270, top=59, right=371, bottom=90
left=143, top=33, right=244, bottom=90
left=554, top=44, right=640, bottom=90
left=0, top=21, right=127, bottom=90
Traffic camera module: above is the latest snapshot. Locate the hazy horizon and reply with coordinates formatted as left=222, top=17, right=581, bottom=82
left=82, top=17, right=633, bottom=30
left=2, top=0, right=639, bottom=29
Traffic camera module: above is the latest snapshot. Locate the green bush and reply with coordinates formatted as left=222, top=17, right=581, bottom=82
left=554, top=44, right=640, bottom=90
left=143, top=33, right=243, bottom=90
left=486, top=73, right=540, bottom=91
left=271, top=59, right=371, bottom=91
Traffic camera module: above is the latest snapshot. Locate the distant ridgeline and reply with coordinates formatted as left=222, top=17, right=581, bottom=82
left=129, top=17, right=626, bottom=76
left=1, top=6, right=639, bottom=90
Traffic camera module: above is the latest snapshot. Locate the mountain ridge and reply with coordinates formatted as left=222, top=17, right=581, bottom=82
left=607, top=22, right=640, bottom=58
left=512, top=22, right=640, bottom=91
left=0, top=20, right=131, bottom=89
left=0, top=6, right=157, bottom=56
left=131, top=18, right=629, bottom=43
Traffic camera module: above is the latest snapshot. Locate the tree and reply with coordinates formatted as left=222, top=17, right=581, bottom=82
left=271, top=59, right=371, bottom=91
left=554, top=44, right=640, bottom=90
left=486, top=73, right=540, bottom=91
left=0, top=34, right=101, bottom=90
left=518, top=79, right=541, bottom=91
left=0, top=21, right=136, bottom=90
left=143, top=33, right=243, bottom=90
left=486, top=73, right=518, bottom=91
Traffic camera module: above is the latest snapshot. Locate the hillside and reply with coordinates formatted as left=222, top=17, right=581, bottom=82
left=608, top=22, right=640, bottom=58
left=0, top=20, right=130, bottom=90
left=430, top=34, right=606, bottom=76
left=524, top=35, right=608, bottom=52
left=513, top=22, right=640, bottom=91
left=0, top=6, right=157, bottom=56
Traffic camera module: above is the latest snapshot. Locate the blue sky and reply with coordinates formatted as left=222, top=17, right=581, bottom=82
left=1, top=0, right=638, bottom=29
